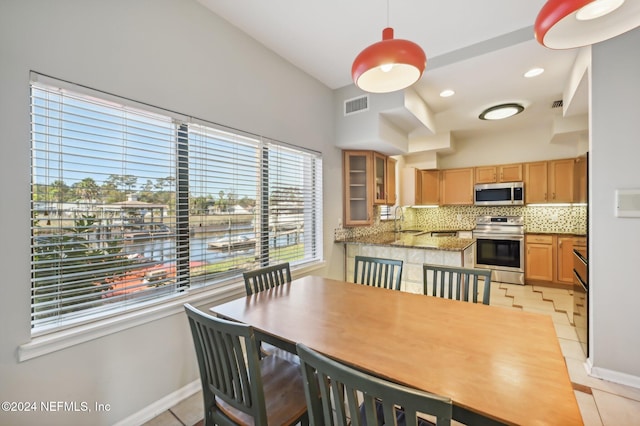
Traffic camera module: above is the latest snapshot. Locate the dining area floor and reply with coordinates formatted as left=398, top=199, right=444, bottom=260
left=144, top=282, right=640, bottom=426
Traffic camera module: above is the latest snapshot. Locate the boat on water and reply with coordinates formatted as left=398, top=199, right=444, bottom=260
left=208, top=235, right=256, bottom=251
left=122, top=223, right=172, bottom=239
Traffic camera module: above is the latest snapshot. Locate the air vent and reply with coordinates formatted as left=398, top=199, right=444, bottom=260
left=552, top=99, right=563, bottom=109
left=344, top=95, right=369, bottom=116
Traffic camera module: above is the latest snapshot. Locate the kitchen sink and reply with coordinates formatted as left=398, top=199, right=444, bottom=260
left=395, top=229, right=427, bottom=235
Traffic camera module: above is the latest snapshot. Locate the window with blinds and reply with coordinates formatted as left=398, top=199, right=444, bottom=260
left=30, top=74, right=323, bottom=334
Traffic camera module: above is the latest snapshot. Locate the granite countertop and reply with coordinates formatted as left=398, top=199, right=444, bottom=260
left=338, top=231, right=475, bottom=252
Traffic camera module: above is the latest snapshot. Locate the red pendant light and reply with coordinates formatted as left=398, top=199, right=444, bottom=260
left=352, top=27, right=426, bottom=93
left=535, top=0, right=640, bottom=49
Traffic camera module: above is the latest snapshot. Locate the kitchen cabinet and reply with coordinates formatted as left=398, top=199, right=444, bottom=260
left=524, top=161, right=548, bottom=203
left=373, top=152, right=388, bottom=205
left=557, top=236, right=574, bottom=284
left=525, top=234, right=555, bottom=282
left=475, top=163, right=523, bottom=184
left=420, top=170, right=440, bottom=205
left=525, top=233, right=583, bottom=287
left=386, top=156, right=397, bottom=206
left=399, top=168, right=439, bottom=206
left=343, top=151, right=373, bottom=226
left=549, top=159, right=575, bottom=202
left=440, top=167, right=474, bottom=205
left=524, top=159, right=575, bottom=204
left=344, top=150, right=396, bottom=226
left=574, top=155, right=587, bottom=203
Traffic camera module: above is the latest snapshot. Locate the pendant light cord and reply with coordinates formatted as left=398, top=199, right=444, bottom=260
left=386, top=0, right=390, bottom=27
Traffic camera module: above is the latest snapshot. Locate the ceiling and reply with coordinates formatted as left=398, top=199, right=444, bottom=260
left=196, top=0, right=588, bottom=150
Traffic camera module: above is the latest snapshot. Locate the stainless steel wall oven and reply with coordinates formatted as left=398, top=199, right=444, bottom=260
left=473, top=215, right=524, bottom=285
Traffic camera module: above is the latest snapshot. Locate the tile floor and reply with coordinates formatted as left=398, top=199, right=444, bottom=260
left=144, top=282, right=640, bottom=425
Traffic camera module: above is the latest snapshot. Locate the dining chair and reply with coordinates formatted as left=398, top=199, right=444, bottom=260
left=296, top=343, right=452, bottom=426
left=242, top=262, right=298, bottom=362
left=422, top=264, right=492, bottom=305
left=184, top=303, right=308, bottom=426
left=353, top=255, right=403, bottom=291
left=243, top=262, right=291, bottom=295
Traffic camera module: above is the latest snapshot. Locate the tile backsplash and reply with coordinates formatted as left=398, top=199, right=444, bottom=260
left=335, top=204, right=587, bottom=241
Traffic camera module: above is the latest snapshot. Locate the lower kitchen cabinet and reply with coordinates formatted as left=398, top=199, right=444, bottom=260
left=525, top=234, right=582, bottom=287
left=525, top=235, right=554, bottom=282
left=556, top=236, right=574, bottom=284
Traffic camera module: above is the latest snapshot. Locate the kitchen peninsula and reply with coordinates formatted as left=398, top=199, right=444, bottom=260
left=338, top=231, right=475, bottom=293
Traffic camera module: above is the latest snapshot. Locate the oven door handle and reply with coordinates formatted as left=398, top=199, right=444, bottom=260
left=473, top=233, right=524, bottom=241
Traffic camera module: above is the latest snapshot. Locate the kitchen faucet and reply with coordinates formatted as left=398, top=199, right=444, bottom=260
left=394, top=205, right=404, bottom=233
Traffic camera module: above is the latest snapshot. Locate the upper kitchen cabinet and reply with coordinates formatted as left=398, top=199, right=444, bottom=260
left=420, top=170, right=440, bottom=205
left=525, top=161, right=548, bottom=203
left=475, top=163, right=523, bottom=184
left=343, top=150, right=396, bottom=226
left=343, top=151, right=373, bottom=226
left=373, top=152, right=387, bottom=205
left=400, top=168, right=440, bottom=206
left=549, top=159, right=575, bottom=202
left=372, top=152, right=396, bottom=205
left=574, top=155, right=587, bottom=203
left=440, top=167, right=474, bottom=205
left=524, top=159, right=575, bottom=204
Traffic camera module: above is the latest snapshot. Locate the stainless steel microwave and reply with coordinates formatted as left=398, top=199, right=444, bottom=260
left=474, top=182, right=524, bottom=206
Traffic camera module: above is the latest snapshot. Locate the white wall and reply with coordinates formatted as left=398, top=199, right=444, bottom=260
left=0, top=0, right=341, bottom=424
left=589, top=28, right=640, bottom=385
left=437, top=125, right=582, bottom=169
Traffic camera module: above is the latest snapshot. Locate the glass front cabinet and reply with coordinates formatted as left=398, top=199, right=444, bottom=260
left=343, top=150, right=395, bottom=226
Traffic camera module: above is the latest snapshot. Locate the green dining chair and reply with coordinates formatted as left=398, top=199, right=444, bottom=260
left=422, top=264, right=492, bottom=305
left=242, top=262, right=297, bottom=363
left=184, top=303, right=308, bottom=426
left=296, top=343, right=452, bottom=426
left=353, top=255, right=403, bottom=290
left=243, top=262, right=292, bottom=295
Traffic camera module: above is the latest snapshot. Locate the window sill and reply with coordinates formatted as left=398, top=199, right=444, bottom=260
left=19, top=280, right=243, bottom=362
left=18, top=260, right=325, bottom=362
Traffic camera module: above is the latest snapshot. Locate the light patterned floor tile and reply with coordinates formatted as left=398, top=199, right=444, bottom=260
left=142, top=410, right=183, bottom=426
left=559, top=338, right=587, bottom=361
left=533, top=285, right=573, bottom=296
left=574, top=390, right=603, bottom=426
left=592, top=389, right=640, bottom=426
left=554, top=323, right=579, bottom=341
left=170, top=391, right=203, bottom=426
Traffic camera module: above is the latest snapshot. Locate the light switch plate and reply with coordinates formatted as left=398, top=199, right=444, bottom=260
left=615, top=189, right=640, bottom=218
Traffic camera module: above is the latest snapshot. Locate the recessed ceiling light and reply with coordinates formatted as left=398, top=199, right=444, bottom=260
left=524, top=67, right=545, bottom=78
left=439, top=89, right=455, bottom=97
left=479, top=103, right=525, bottom=121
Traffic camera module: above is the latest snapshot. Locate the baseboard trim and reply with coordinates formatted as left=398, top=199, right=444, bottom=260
left=113, top=380, right=201, bottom=426
left=586, top=358, right=640, bottom=390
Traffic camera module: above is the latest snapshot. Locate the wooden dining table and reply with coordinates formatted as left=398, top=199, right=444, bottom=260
left=210, top=275, right=583, bottom=426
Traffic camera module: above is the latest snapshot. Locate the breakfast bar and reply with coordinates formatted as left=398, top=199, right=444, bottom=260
left=339, top=231, right=476, bottom=293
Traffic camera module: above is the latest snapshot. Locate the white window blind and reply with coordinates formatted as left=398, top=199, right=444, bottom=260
left=30, top=74, right=323, bottom=334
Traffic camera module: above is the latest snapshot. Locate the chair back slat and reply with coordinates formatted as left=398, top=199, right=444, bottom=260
left=353, top=256, right=403, bottom=291
left=243, top=262, right=292, bottom=295
left=297, top=343, right=452, bottom=426
left=423, top=264, right=492, bottom=305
